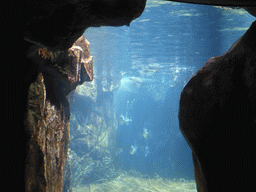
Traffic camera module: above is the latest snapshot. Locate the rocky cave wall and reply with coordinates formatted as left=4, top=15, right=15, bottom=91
left=7, top=0, right=146, bottom=191
left=179, top=21, right=256, bottom=191
left=25, top=36, right=93, bottom=192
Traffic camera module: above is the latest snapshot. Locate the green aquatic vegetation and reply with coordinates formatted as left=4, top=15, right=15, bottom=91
left=73, top=170, right=196, bottom=192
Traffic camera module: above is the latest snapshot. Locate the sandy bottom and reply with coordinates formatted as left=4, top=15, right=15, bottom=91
left=73, top=176, right=196, bottom=192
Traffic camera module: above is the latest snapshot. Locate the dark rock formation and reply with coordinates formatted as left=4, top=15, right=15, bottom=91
left=26, top=73, right=69, bottom=191
left=179, top=21, right=256, bottom=191
left=5, top=1, right=146, bottom=191
left=25, top=36, right=93, bottom=192
left=24, top=0, right=147, bottom=52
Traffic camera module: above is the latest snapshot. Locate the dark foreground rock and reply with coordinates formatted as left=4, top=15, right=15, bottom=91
left=24, top=0, right=147, bottom=52
left=179, top=21, right=256, bottom=191
left=24, top=36, right=93, bottom=192
left=5, top=1, right=146, bottom=191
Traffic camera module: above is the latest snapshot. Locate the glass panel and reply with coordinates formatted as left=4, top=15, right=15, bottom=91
left=68, top=1, right=255, bottom=191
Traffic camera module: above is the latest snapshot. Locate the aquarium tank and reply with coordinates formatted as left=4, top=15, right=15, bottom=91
left=66, top=1, right=255, bottom=191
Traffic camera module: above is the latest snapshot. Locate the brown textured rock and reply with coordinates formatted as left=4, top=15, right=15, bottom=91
left=25, top=36, right=92, bottom=192
left=64, top=36, right=93, bottom=88
left=179, top=21, right=256, bottom=191
left=26, top=72, right=69, bottom=192
left=25, top=72, right=47, bottom=191
left=19, top=1, right=147, bottom=191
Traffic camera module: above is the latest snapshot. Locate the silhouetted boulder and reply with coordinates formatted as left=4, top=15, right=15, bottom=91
left=179, top=21, right=256, bottom=192
left=25, top=36, right=93, bottom=192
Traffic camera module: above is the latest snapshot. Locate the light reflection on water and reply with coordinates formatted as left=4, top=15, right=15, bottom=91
left=84, top=2, right=254, bottom=89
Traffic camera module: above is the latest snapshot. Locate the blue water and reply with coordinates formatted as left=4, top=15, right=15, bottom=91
left=83, top=1, right=255, bottom=181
